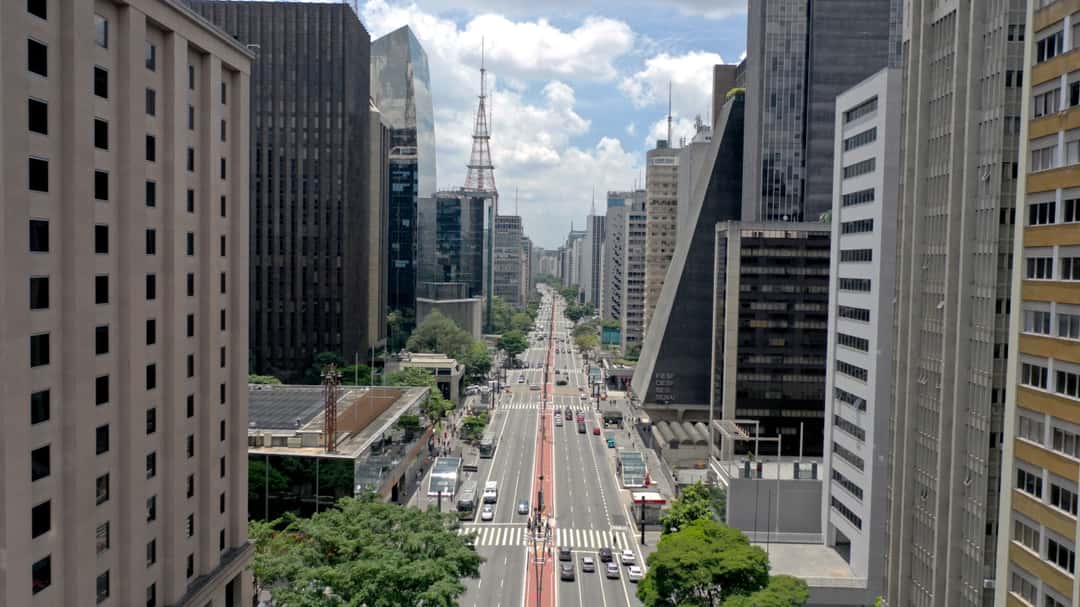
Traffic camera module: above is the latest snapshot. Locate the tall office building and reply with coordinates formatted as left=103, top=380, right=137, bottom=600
left=560, top=229, right=585, bottom=289
left=371, top=25, right=436, bottom=320
left=0, top=1, right=253, bottom=605
left=493, top=214, right=527, bottom=308
left=622, top=196, right=649, bottom=353
left=820, top=67, right=901, bottom=599
left=366, top=100, right=390, bottom=354
left=643, top=140, right=679, bottom=334
left=677, top=121, right=713, bottom=245
left=192, top=1, right=375, bottom=379
left=886, top=1, right=1024, bottom=604
left=603, top=190, right=645, bottom=323
left=420, top=190, right=496, bottom=302
left=995, top=4, right=1080, bottom=607
left=741, top=0, right=892, bottom=223
left=582, top=209, right=606, bottom=308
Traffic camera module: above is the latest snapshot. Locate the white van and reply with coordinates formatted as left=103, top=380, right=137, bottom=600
left=482, top=481, right=498, bottom=504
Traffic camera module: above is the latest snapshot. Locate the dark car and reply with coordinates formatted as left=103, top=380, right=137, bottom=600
left=577, top=422, right=587, bottom=434
left=556, top=378, right=568, bottom=386
left=564, top=407, right=573, bottom=418
left=559, top=546, right=572, bottom=561
left=560, top=563, right=575, bottom=581
left=599, top=547, right=613, bottom=562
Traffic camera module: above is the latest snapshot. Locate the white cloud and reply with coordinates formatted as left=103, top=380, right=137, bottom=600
left=620, top=50, right=726, bottom=121
left=645, top=115, right=700, bottom=149
left=663, top=0, right=747, bottom=19
left=625, top=122, right=637, bottom=136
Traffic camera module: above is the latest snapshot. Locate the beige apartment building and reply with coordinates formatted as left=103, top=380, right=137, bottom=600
left=643, top=141, right=679, bottom=334
left=0, top=1, right=253, bottom=606
left=996, top=2, right=1080, bottom=607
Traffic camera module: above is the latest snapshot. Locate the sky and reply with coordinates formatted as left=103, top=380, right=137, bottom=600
left=358, top=0, right=748, bottom=249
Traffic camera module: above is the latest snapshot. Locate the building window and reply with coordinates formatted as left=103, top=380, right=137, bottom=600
left=842, top=158, right=875, bottom=179
left=28, top=39, right=48, bottom=77
left=833, top=387, right=867, bottom=411
left=221, top=80, right=227, bottom=104
left=1050, top=482, right=1079, bottom=516
left=220, top=309, right=226, bottom=331
left=146, top=135, right=156, bottom=162
left=96, top=473, right=109, bottom=505
left=221, top=119, right=227, bottom=141
left=31, top=390, right=49, bottom=424
left=94, top=223, right=107, bottom=253
left=30, top=276, right=49, bottom=310
left=220, top=272, right=226, bottom=294
left=94, top=14, right=108, bottom=48
left=836, top=333, right=869, bottom=352
left=1029, top=200, right=1056, bottom=225
left=187, top=395, right=195, bottom=418
left=188, top=105, right=194, bottom=130
left=220, top=195, right=227, bottom=217
left=1052, top=426, right=1080, bottom=458
left=146, top=274, right=156, bottom=300
left=94, top=170, right=108, bottom=201
left=837, top=278, right=871, bottom=292
left=146, top=364, right=156, bottom=390
left=188, top=64, right=195, bottom=89
left=146, top=539, right=156, bottom=566
left=831, top=469, right=863, bottom=500
left=187, top=354, right=194, bottom=378
left=146, top=319, right=156, bottom=345
left=187, top=314, right=195, bottom=337
left=1016, top=467, right=1043, bottom=498
left=146, top=88, right=156, bottom=115
left=29, top=98, right=47, bottom=134
left=220, top=492, right=226, bottom=514
left=186, top=514, right=195, bottom=538
left=31, top=445, right=49, bottom=481
left=147, top=583, right=156, bottom=607
left=842, top=127, right=876, bottom=151
left=833, top=414, right=866, bottom=441
left=95, top=325, right=109, bottom=355
left=1033, top=89, right=1059, bottom=118
left=94, top=118, right=108, bottom=150
left=220, top=383, right=227, bottom=404
left=93, top=66, right=107, bottom=98
left=187, top=189, right=195, bottom=212
left=96, top=522, right=109, bottom=554
left=187, top=434, right=195, bottom=458
left=220, top=528, right=226, bottom=551
left=29, top=157, right=49, bottom=192
left=1023, top=309, right=1051, bottom=335
left=841, top=188, right=874, bottom=207
left=1055, top=368, right=1080, bottom=399
left=187, top=147, right=194, bottom=171
left=1013, top=518, right=1039, bottom=553
left=220, top=157, right=226, bottom=179
left=843, top=96, right=877, bottom=123
left=186, top=554, right=194, bottom=579
left=836, top=360, right=868, bottom=382
left=220, top=235, right=226, bottom=257
left=187, top=474, right=195, bottom=498
left=95, top=275, right=108, bottom=304
left=32, top=556, right=50, bottom=595
left=1061, top=257, right=1080, bottom=280
left=96, top=375, right=108, bottom=405
left=30, top=333, right=49, bottom=367
left=146, top=229, right=156, bottom=255
left=146, top=408, right=156, bottom=434
left=28, top=0, right=46, bottom=19
left=1031, top=145, right=1056, bottom=172
left=187, top=232, right=194, bottom=256
left=1025, top=256, right=1053, bottom=279
left=146, top=181, right=156, bottom=207
left=220, top=455, right=226, bottom=478
left=146, top=496, right=156, bottom=522
left=146, top=452, right=156, bottom=478
left=1022, top=361, right=1049, bottom=389
left=146, top=41, right=156, bottom=70
left=840, top=218, right=874, bottom=234
left=839, top=248, right=872, bottom=263
left=32, top=500, right=50, bottom=538
left=187, top=273, right=195, bottom=297
left=29, top=219, right=48, bottom=252
left=1046, top=537, right=1076, bottom=574
left=96, top=570, right=109, bottom=604
left=95, top=425, right=109, bottom=455
left=832, top=441, right=864, bottom=470
left=220, top=347, right=227, bottom=369
left=1018, top=414, right=1044, bottom=444
left=830, top=496, right=862, bottom=529
left=1036, top=30, right=1064, bottom=63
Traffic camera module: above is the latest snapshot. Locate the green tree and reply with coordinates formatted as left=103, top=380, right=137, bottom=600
left=248, top=374, right=283, bottom=385
left=302, top=351, right=346, bottom=385
left=574, top=332, right=600, bottom=353
left=248, top=495, right=483, bottom=607
left=487, top=296, right=515, bottom=333
left=385, top=367, right=454, bottom=419
left=461, top=340, right=493, bottom=384
left=721, top=575, right=809, bottom=607
left=637, top=519, right=771, bottom=607
left=248, top=458, right=291, bottom=503
left=497, top=330, right=529, bottom=363
left=387, top=309, right=411, bottom=352
left=406, top=310, right=473, bottom=361
left=510, top=312, right=534, bottom=333
left=340, top=364, right=373, bottom=386
left=661, top=482, right=715, bottom=534
left=460, top=412, right=490, bottom=441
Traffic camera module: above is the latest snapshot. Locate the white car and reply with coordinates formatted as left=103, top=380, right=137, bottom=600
left=628, top=565, right=643, bottom=582
left=621, top=549, right=636, bottom=565
left=480, top=505, right=494, bottom=521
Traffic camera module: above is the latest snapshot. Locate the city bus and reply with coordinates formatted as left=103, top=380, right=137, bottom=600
left=462, top=447, right=480, bottom=472
left=479, top=431, right=497, bottom=458
left=456, top=480, right=479, bottom=520
left=427, top=456, right=462, bottom=497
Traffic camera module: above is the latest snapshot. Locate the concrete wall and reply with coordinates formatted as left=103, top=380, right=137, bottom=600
left=416, top=297, right=483, bottom=340
left=727, top=478, right=823, bottom=537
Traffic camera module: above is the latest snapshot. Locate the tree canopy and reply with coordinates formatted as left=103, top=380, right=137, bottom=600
left=637, top=519, right=807, bottom=607
left=510, top=312, right=534, bottom=333
left=574, top=332, right=600, bottom=353
left=487, top=296, right=515, bottom=334
left=384, top=367, right=454, bottom=419
left=497, top=330, right=529, bottom=362
left=249, top=374, right=283, bottom=385
left=461, top=340, right=492, bottom=385
left=660, top=482, right=716, bottom=534
left=406, top=310, right=474, bottom=361
left=302, top=351, right=347, bottom=385
left=720, top=575, right=810, bottom=607
left=249, top=496, right=483, bottom=607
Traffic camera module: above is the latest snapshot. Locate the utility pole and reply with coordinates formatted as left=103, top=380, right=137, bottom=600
left=640, top=496, right=647, bottom=545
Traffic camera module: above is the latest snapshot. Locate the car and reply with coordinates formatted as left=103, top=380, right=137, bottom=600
left=621, top=549, right=636, bottom=565
left=580, top=394, right=588, bottom=401
left=628, top=565, right=643, bottom=582
left=578, top=386, right=585, bottom=392
left=559, top=547, right=572, bottom=561
left=564, top=407, right=573, bottom=418
left=517, top=501, right=530, bottom=515
left=577, top=422, right=587, bottom=434
left=480, top=505, right=494, bottom=521
left=554, top=416, right=563, bottom=427
left=593, top=426, right=601, bottom=436
left=530, top=384, right=541, bottom=391
left=605, top=563, right=620, bottom=579
left=576, top=413, right=585, bottom=423
left=517, top=376, right=525, bottom=384
left=560, top=563, right=575, bottom=581
left=483, top=481, right=498, bottom=504
left=581, top=556, right=596, bottom=573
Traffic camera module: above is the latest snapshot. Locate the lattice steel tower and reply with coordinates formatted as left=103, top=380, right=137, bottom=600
left=464, top=42, right=496, bottom=193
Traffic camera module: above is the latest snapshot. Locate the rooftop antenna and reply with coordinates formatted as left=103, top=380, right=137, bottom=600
left=515, top=187, right=519, bottom=215
left=591, top=186, right=596, bottom=215
left=666, top=81, right=672, bottom=145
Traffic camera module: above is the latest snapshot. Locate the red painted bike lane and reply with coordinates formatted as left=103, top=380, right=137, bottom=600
left=524, top=299, right=557, bottom=607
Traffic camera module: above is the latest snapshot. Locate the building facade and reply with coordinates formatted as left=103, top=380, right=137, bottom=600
left=0, top=0, right=253, bottom=605
left=711, top=223, right=831, bottom=455
left=367, top=100, right=390, bottom=354
left=886, top=0, right=1024, bottom=604
left=677, top=122, right=713, bottom=245
left=582, top=211, right=605, bottom=308
left=622, top=196, right=649, bottom=353
left=193, top=1, right=375, bottom=379
left=370, top=25, right=436, bottom=320
left=419, top=190, right=496, bottom=305
left=741, top=0, right=893, bottom=223
left=821, top=67, right=901, bottom=597
left=996, top=3, right=1080, bottom=607
left=603, top=190, right=645, bottom=323
left=493, top=214, right=527, bottom=308
left=643, top=140, right=679, bottom=334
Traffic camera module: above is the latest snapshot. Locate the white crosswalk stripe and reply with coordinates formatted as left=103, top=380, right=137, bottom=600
left=459, top=525, right=526, bottom=547
left=459, top=525, right=631, bottom=550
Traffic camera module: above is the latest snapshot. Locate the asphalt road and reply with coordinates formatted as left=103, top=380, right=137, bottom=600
left=458, top=291, right=644, bottom=607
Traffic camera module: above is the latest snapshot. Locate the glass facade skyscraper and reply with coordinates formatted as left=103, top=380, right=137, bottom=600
left=371, top=26, right=436, bottom=318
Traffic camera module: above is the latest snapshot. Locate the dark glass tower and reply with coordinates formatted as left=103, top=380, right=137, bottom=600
left=192, top=2, right=373, bottom=379
left=371, top=26, right=437, bottom=320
